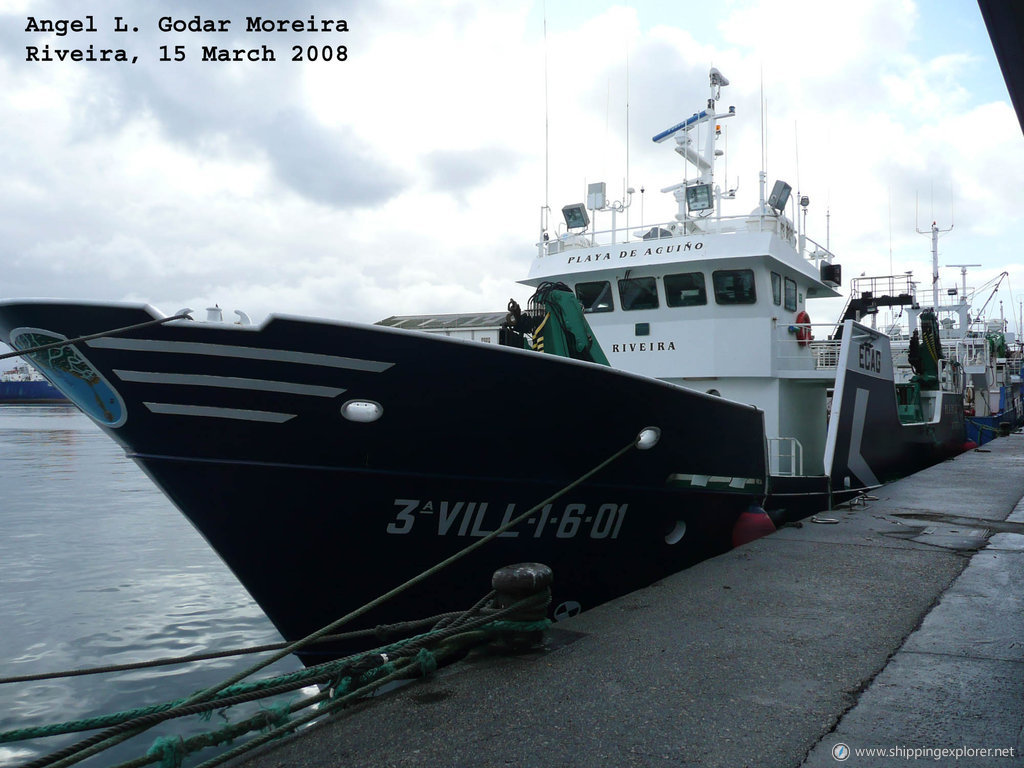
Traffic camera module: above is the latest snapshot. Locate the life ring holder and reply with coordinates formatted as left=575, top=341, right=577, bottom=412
left=795, top=310, right=812, bottom=346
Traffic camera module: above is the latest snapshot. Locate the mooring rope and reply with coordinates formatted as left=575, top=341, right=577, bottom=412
left=180, top=627, right=512, bottom=768
left=3, top=596, right=545, bottom=744
left=0, top=611, right=478, bottom=686
left=20, top=434, right=640, bottom=768
left=9, top=601, right=548, bottom=768
left=0, top=312, right=193, bottom=363
left=19, top=427, right=643, bottom=768
left=967, top=419, right=1004, bottom=435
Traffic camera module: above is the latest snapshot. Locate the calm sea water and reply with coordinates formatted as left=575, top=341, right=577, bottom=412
left=0, top=407, right=303, bottom=767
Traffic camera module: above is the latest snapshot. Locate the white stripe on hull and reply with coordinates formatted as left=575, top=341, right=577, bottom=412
left=89, top=337, right=393, bottom=373
left=143, top=402, right=296, bottom=423
left=114, top=370, right=345, bottom=397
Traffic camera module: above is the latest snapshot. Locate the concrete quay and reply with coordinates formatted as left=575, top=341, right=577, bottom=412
left=233, top=435, right=1024, bottom=768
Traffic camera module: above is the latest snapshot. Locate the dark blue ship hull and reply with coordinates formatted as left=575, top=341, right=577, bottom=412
left=966, top=386, right=1023, bottom=445
left=0, top=300, right=768, bottom=657
left=0, top=379, right=69, bottom=404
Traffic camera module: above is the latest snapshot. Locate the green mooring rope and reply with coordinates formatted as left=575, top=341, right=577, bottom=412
left=14, top=432, right=634, bottom=768
left=967, top=418, right=1003, bottom=435
left=7, top=610, right=549, bottom=768
left=0, top=612, right=477, bottom=687
left=113, top=624, right=528, bottom=768
left=2, top=613, right=546, bottom=747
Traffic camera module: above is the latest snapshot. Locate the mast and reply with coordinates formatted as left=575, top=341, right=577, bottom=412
left=916, top=202, right=953, bottom=310
left=651, top=68, right=734, bottom=223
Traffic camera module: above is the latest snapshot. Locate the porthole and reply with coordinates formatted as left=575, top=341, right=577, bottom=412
left=665, top=520, right=687, bottom=545
left=341, top=399, right=383, bottom=423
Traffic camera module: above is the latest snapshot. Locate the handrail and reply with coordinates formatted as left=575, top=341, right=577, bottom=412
left=848, top=274, right=916, bottom=300
left=768, top=436, right=804, bottom=476
left=954, top=337, right=991, bottom=368
left=541, top=212, right=834, bottom=265
left=774, top=323, right=842, bottom=370
left=809, top=340, right=842, bottom=370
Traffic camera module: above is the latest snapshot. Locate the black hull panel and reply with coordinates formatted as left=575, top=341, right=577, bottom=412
left=0, top=301, right=769, bottom=652
left=140, top=457, right=745, bottom=657
left=826, top=321, right=966, bottom=491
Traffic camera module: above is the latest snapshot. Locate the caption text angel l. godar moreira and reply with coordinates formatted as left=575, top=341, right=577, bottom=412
left=23, top=15, right=351, bottom=63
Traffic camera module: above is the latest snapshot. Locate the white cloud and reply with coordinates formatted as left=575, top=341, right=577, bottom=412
left=0, top=0, right=1020, bottom=339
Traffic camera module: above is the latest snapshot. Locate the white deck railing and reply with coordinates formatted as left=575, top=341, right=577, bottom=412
left=540, top=212, right=837, bottom=268
left=773, top=324, right=842, bottom=371
left=769, top=437, right=804, bottom=476
left=809, top=339, right=842, bottom=370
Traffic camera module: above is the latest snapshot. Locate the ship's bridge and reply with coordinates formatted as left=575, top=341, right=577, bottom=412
left=522, top=211, right=841, bottom=381
left=522, top=67, right=846, bottom=475
left=521, top=212, right=843, bottom=477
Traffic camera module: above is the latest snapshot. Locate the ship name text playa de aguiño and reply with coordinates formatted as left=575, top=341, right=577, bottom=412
left=566, top=241, right=703, bottom=265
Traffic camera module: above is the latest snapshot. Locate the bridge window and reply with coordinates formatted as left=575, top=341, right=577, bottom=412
left=575, top=281, right=615, bottom=313
left=784, top=277, right=797, bottom=311
left=618, top=277, right=660, bottom=311
left=665, top=272, right=707, bottom=307
left=712, top=270, right=757, bottom=305
left=771, top=272, right=782, bottom=305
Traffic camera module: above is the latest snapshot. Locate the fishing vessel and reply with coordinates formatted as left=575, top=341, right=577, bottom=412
left=835, top=225, right=1023, bottom=448
left=506, top=68, right=965, bottom=513
left=941, top=271, right=1024, bottom=445
left=0, top=363, right=69, bottom=405
left=0, top=302, right=767, bottom=658
left=960, top=322, right=1024, bottom=444
left=0, top=70, right=965, bottom=656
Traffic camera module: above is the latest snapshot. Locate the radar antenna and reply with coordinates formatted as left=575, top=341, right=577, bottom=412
left=944, top=264, right=980, bottom=303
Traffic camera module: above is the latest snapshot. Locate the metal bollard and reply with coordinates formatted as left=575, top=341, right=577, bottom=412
left=490, top=563, right=553, bottom=651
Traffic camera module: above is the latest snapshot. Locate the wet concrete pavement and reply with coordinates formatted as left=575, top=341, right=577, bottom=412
left=231, top=435, right=1024, bottom=768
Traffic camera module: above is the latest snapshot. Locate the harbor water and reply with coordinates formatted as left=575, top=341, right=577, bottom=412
left=0, top=407, right=302, bottom=767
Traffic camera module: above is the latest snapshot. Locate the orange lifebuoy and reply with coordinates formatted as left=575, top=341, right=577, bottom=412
left=795, top=310, right=812, bottom=346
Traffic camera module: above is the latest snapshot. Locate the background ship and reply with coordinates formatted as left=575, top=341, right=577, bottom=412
left=0, top=362, right=69, bottom=405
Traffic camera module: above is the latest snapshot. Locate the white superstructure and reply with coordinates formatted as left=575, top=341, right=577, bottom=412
left=522, top=69, right=843, bottom=476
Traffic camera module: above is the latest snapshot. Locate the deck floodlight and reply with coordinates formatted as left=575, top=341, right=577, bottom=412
left=686, top=183, right=713, bottom=212
left=821, top=263, right=842, bottom=287
left=562, top=203, right=589, bottom=230
left=768, top=180, right=792, bottom=212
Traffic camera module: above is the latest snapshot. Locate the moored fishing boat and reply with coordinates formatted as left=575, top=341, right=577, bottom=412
left=0, top=299, right=768, bottom=660
left=836, top=233, right=1023, bottom=448
left=0, top=69, right=966, bottom=658
left=507, top=68, right=965, bottom=516
left=936, top=268, right=1024, bottom=445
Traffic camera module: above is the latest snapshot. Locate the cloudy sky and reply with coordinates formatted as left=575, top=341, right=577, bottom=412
left=0, top=0, right=1021, bottom=341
